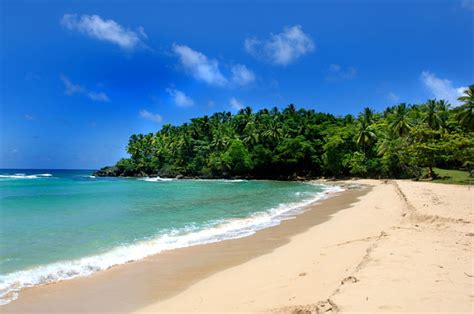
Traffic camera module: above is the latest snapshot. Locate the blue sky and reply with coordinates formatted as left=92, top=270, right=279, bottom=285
left=1, top=0, right=473, bottom=169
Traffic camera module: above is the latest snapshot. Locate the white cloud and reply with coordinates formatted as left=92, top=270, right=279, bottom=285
left=326, top=64, right=357, bottom=81
left=60, top=75, right=85, bottom=95
left=172, top=44, right=227, bottom=86
left=229, top=97, right=243, bottom=111
left=420, top=71, right=466, bottom=106
left=88, top=92, right=110, bottom=102
left=24, top=114, right=35, bottom=121
left=61, top=75, right=110, bottom=102
left=245, top=25, right=315, bottom=66
left=172, top=44, right=255, bottom=87
left=387, top=92, right=400, bottom=102
left=231, top=64, right=256, bottom=86
left=61, top=14, right=146, bottom=50
left=139, top=110, right=162, bottom=123
left=166, top=88, right=194, bottom=107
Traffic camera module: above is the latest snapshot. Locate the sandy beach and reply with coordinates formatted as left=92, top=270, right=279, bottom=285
left=3, top=180, right=473, bottom=313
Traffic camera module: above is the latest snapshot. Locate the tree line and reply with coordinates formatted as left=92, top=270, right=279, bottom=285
left=95, top=86, right=474, bottom=180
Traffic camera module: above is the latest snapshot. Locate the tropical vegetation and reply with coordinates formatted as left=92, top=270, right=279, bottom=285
left=95, top=85, right=474, bottom=180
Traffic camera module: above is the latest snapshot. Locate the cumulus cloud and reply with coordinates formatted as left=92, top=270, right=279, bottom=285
left=229, top=97, right=244, bottom=111
left=231, top=64, right=256, bottom=86
left=166, top=88, right=195, bottom=107
left=420, top=71, right=466, bottom=106
left=61, top=14, right=146, bottom=50
left=172, top=44, right=255, bottom=87
left=139, top=109, right=162, bottom=123
left=245, top=25, right=314, bottom=66
left=60, top=75, right=85, bottom=95
left=326, top=64, right=357, bottom=81
left=88, top=91, right=110, bottom=102
left=60, top=75, right=110, bottom=102
left=172, top=44, right=227, bottom=86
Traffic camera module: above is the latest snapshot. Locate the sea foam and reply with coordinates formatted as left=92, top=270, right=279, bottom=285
left=140, top=176, right=174, bottom=182
left=0, top=184, right=343, bottom=305
left=0, top=173, right=53, bottom=179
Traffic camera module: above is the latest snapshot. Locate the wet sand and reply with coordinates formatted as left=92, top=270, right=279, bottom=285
left=3, top=184, right=367, bottom=313
left=138, top=180, right=473, bottom=313
left=4, top=180, right=472, bottom=313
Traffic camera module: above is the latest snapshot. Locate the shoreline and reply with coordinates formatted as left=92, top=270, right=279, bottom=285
left=2, top=182, right=365, bottom=313
left=0, top=180, right=341, bottom=305
left=138, top=179, right=473, bottom=313
left=3, top=179, right=472, bottom=313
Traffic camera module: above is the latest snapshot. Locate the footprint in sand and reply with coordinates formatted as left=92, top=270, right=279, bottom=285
left=341, top=276, right=359, bottom=285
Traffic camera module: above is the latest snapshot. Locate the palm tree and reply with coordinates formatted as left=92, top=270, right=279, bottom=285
left=423, top=99, right=443, bottom=130
left=343, top=114, right=355, bottom=125
left=436, top=99, right=450, bottom=111
left=457, top=85, right=474, bottom=131
left=263, top=121, right=284, bottom=144
left=242, top=121, right=259, bottom=146
left=269, top=106, right=279, bottom=116
left=436, top=99, right=450, bottom=131
left=283, top=104, right=297, bottom=115
left=356, top=122, right=377, bottom=153
left=377, top=129, right=395, bottom=157
left=383, top=106, right=394, bottom=118
left=360, top=107, right=374, bottom=125
left=389, top=103, right=411, bottom=137
left=210, top=127, right=230, bottom=151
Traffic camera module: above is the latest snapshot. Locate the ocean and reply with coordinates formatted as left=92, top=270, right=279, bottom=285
left=0, top=169, right=342, bottom=304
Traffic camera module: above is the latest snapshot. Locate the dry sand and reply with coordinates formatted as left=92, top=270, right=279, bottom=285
left=137, top=180, right=473, bottom=313
left=3, top=180, right=473, bottom=313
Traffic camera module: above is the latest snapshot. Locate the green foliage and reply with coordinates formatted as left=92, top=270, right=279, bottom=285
left=116, top=158, right=137, bottom=176
left=343, top=152, right=368, bottom=177
left=456, top=85, right=474, bottom=131
left=99, top=89, right=474, bottom=181
left=322, top=125, right=356, bottom=176
left=221, top=139, right=253, bottom=175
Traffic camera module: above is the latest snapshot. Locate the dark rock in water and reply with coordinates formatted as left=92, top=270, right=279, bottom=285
left=199, top=173, right=214, bottom=179
left=93, top=166, right=122, bottom=177
left=175, top=174, right=184, bottom=179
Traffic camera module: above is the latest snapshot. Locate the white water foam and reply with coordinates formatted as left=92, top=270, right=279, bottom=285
left=0, top=184, right=343, bottom=305
left=140, top=176, right=174, bottom=182
left=221, top=179, right=246, bottom=183
left=0, top=173, right=53, bottom=180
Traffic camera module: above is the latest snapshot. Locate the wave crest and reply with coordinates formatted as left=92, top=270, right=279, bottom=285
left=140, top=176, right=174, bottom=182
left=0, top=184, right=343, bottom=305
left=0, top=173, right=53, bottom=180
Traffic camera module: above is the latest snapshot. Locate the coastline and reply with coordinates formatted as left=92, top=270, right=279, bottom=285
left=138, top=179, right=473, bottom=313
left=2, top=181, right=362, bottom=313
left=3, top=180, right=473, bottom=313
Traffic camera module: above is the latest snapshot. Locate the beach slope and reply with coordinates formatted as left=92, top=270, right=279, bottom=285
left=137, top=180, right=473, bottom=313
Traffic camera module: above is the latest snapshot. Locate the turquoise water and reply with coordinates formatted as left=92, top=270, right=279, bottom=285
left=0, top=169, right=341, bottom=304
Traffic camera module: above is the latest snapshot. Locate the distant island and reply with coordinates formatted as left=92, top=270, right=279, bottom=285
left=95, top=86, right=473, bottom=180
